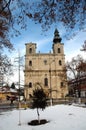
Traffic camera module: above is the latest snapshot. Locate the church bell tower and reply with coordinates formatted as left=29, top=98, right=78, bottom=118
left=52, top=29, right=64, bottom=55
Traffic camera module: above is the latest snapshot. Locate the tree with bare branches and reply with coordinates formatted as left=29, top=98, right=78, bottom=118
left=0, top=53, right=13, bottom=84
left=66, top=55, right=86, bottom=101
left=66, top=55, right=84, bottom=79
left=81, top=40, right=86, bottom=52
left=0, top=0, right=86, bottom=51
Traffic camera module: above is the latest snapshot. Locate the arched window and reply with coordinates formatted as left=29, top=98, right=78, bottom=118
left=44, top=60, right=47, bottom=65
left=29, top=48, right=32, bottom=53
left=29, top=82, right=32, bottom=88
left=58, top=48, right=61, bottom=53
left=59, top=60, right=62, bottom=65
left=29, top=60, right=32, bottom=66
left=61, top=82, right=63, bottom=87
left=44, top=78, right=48, bottom=86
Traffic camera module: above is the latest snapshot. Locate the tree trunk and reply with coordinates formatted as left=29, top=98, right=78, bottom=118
left=37, top=108, right=40, bottom=124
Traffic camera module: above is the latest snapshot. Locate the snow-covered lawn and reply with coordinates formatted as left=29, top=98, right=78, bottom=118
left=0, top=104, right=86, bottom=130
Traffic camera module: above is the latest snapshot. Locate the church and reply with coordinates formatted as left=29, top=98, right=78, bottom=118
left=24, top=29, right=68, bottom=100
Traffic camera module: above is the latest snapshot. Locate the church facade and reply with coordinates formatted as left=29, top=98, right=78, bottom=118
left=24, top=29, right=68, bottom=100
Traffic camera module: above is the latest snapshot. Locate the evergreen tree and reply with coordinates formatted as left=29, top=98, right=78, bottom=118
left=30, top=88, right=48, bottom=124
left=11, top=82, right=15, bottom=89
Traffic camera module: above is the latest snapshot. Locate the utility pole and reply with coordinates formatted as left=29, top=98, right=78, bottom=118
left=49, top=65, right=52, bottom=106
left=18, top=50, right=21, bottom=126
left=14, top=50, right=22, bottom=125
left=49, top=59, right=55, bottom=106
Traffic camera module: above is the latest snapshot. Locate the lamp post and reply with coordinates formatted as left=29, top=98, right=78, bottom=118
left=14, top=50, right=21, bottom=125
left=18, top=51, right=21, bottom=125
left=49, top=60, right=55, bottom=106
left=49, top=68, right=52, bottom=106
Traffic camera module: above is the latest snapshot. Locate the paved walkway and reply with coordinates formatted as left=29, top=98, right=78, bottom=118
left=0, top=101, right=18, bottom=110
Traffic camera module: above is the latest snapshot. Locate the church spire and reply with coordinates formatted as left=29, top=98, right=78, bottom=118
left=53, top=29, right=62, bottom=43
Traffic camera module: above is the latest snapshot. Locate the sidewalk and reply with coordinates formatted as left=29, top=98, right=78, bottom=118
left=0, top=100, right=18, bottom=110
left=0, top=100, right=29, bottom=110
left=72, top=103, right=86, bottom=108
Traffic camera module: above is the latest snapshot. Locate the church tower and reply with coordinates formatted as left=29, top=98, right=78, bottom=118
left=25, top=43, right=36, bottom=55
left=52, top=28, right=64, bottom=55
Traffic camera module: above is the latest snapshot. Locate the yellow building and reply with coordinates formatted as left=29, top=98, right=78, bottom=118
left=0, top=91, right=11, bottom=101
left=24, top=29, right=68, bottom=100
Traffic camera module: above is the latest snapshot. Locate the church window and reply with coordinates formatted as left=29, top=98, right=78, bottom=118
left=44, top=60, right=47, bottom=65
left=44, top=78, right=48, bottom=86
left=29, top=82, right=32, bottom=88
left=29, top=60, right=32, bottom=66
left=29, top=48, right=32, bottom=53
left=58, top=48, right=61, bottom=53
left=59, top=60, right=62, bottom=65
left=61, top=82, right=63, bottom=87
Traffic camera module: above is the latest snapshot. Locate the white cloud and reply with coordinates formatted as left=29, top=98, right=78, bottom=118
left=64, top=31, right=86, bottom=61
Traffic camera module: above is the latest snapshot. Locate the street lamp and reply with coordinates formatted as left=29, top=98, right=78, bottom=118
left=14, top=50, right=21, bottom=125
left=49, top=60, right=55, bottom=106
left=18, top=51, right=21, bottom=125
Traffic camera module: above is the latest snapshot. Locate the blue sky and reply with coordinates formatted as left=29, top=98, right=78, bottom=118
left=6, top=18, right=86, bottom=85
left=10, top=20, right=86, bottom=61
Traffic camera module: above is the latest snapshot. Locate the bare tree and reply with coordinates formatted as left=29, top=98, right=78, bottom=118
left=27, top=0, right=86, bottom=31
left=0, top=0, right=13, bottom=50
left=81, top=40, right=86, bottom=52
left=0, top=0, right=86, bottom=51
left=66, top=55, right=84, bottom=79
left=66, top=55, right=86, bottom=100
left=0, top=53, right=13, bottom=82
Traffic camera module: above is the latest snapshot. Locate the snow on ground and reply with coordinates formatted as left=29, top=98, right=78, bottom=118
left=0, top=104, right=86, bottom=130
